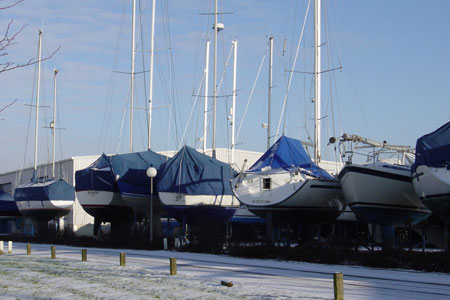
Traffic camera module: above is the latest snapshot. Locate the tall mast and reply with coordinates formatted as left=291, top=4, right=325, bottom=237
left=203, top=40, right=210, bottom=153
left=267, top=36, right=273, bottom=149
left=130, top=0, right=136, bottom=153
left=314, top=0, right=321, bottom=163
left=212, top=0, right=218, bottom=158
left=231, top=40, right=237, bottom=164
left=33, top=30, right=43, bottom=178
left=148, top=0, right=156, bottom=150
left=52, top=68, right=58, bottom=178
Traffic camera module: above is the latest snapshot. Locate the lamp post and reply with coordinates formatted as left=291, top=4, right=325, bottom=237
left=146, top=167, right=157, bottom=242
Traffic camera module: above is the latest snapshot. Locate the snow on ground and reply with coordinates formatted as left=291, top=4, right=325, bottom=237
left=1, top=242, right=450, bottom=299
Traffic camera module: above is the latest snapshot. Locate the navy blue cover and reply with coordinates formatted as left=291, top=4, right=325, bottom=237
left=413, top=121, right=450, bottom=172
left=114, top=150, right=167, bottom=197
left=247, top=136, right=334, bottom=179
left=14, top=179, right=75, bottom=202
left=157, top=146, right=237, bottom=195
left=75, top=154, right=116, bottom=192
left=75, top=150, right=167, bottom=196
left=0, top=190, right=21, bottom=216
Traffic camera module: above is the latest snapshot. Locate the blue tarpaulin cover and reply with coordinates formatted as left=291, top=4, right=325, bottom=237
left=0, top=190, right=20, bottom=216
left=75, top=154, right=115, bottom=192
left=413, top=121, right=450, bottom=172
left=75, top=150, right=167, bottom=196
left=157, top=146, right=236, bottom=195
left=14, top=179, right=75, bottom=202
left=247, top=136, right=334, bottom=180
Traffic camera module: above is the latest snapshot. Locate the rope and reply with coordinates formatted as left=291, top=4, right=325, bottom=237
left=276, top=0, right=311, bottom=139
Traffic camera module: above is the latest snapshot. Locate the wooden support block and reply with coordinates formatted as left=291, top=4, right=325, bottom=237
left=221, top=280, right=233, bottom=287
left=27, top=243, right=31, bottom=255
left=333, top=272, right=344, bottom=300
left=120, top=252, right=126, bottom=266
left=81, top=249, right=87, bottom=261
left=51, top=246, right=56, bottom=259
left=170, top=257, right=177, bottom=275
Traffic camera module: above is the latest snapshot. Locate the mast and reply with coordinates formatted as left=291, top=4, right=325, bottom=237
left=33, top=30, right=43, bottom=178
left=130, top=0, right=136, bottom=153
left=267, top=36, right=273, bottom=150
left=203, top=40, right=210, bottom=153
left=52, top=68, right=58, bottom=178
left=148, top=0, right=156, bottom=150
left=231, top=40, right=237, bottom=164
left=212, top=0, right=218, bottom=158
left=314, top=0, right=321, bottom=163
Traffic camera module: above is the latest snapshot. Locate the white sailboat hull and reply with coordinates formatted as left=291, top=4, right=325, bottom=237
left=412, top=165, right=450, bottom=221
left=77, top=190, right=133, bottom=222
left=231, top=171, right=344, bottom=224
left=339, top=164, right=431, bottom=226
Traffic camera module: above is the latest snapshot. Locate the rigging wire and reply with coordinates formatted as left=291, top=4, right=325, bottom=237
left=236, top=46, right=268, bottom=141
left=276, top=0, right=311, bottom=139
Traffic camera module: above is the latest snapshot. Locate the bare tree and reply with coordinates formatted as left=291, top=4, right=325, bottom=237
left=0, top=0, right=60, bottom=116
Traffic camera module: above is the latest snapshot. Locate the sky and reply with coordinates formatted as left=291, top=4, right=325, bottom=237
left=0, top=0, right=449, bottom=173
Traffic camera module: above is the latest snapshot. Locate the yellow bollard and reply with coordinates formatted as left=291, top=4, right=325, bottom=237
left=8, top=241, right=12, bottom=254
left=51, top=246, right=56, bottom=259
left=333, top=272, right=344, bottom=300
left=170, top=257, right=177, bottom=275
left=81, top=249, right=87, bottom=261
left=0, top=241, right=3, bottom=252
left=120, top=252, right=126, bottom=266
left=27, top=243, right=31, bottom=255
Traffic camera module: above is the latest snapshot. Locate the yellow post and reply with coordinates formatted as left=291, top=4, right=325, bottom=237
left=333, top=272, right=344, bottom=300
left=27, top=243, right=31, bottom=255
left=120, top=252, right=126, bottom=266
left=8, top=241, right=12, bottom=254
left=51, top=246, right=56, bottom=259
left=81, top=249, right=87, bottom=261
left=170, top=257, right=177, bottom=275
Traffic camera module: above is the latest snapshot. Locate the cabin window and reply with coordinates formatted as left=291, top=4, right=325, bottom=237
left=262, top=177, right=271, bottom=190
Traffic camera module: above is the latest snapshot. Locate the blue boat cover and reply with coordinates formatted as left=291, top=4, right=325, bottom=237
left=75, top=154, right=116, bottom=192
left=75, top=150, right=167, bottom=196
left=114, top=150, right=167, bottom=197
left=247, top=136, right=334, bottom=180
left=157, top=146, right=237, bottom=195
left=14, top=179, right=75, bottom=202
left=413, top=121, right=450, bottom=172
left=0, top=190, right=21, bottom=216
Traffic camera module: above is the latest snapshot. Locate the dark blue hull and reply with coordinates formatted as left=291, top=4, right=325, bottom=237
left=350, top=203, right=431, bottom=226
left=162, top=204, right=237, bottom=225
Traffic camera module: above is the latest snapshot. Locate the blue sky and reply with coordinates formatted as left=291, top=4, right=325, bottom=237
left=1, top=0, right=449, bottom=173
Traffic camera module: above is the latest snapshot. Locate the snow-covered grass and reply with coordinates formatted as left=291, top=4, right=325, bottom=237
left=1, top=242, right=450, bottom=299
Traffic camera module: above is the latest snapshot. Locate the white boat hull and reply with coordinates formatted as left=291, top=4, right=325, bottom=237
left=231, top=171, right=344, bottom=224
left=339, top=164, right=431, bottom=226
left=412, top=165, right=450, bottom=221
left=16, top=199, right=73, bottom=220
left=77, top=190, right=133, bottom=222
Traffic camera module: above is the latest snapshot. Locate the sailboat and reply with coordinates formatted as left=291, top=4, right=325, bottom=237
left=231, top=0, right=344, bottom=225
left=76, top=0, right=166, bottom=235
left=15, top=31, right=75, bottom=223
left=157, top=146, right=238, bottom=225
left=157, top=2, right=239, bottom=225
left=337, top=134, right=431, bottom=226
left=412, top=121, right=450, bottom=221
